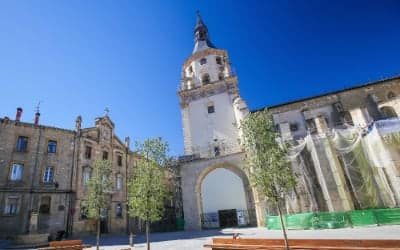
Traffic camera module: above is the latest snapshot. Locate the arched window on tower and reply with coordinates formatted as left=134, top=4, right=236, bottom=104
left=218, top=72, right=224, bottom=81
left=202, top=73, right=210, bottom=84
left=216, top=56, right=222, bottom=65
left=200, top=58, right=207, bottom=65
left=380, top=106, right=398, bottom=119
left=387, top=91, right=396, bottom=100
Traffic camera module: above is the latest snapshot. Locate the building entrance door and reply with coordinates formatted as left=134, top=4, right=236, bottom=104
left=218, top=209, right=238, bottom=228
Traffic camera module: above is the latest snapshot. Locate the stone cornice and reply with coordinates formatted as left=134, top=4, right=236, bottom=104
left=183, top=48, right=228, bottom=69
left=178, top=76, right=239, bottom=108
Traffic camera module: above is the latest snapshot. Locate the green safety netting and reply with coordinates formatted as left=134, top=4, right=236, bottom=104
left=375, top=208, right=400, bottom=225
left=350, top=209, right=377, bottom=226
left=265, top=208, right=400, bottom=230
left=286, top=212, right=315, bottom=230
left=316, top=211, right=351, bottom=229
left=266, top=216, right=282, bottom=230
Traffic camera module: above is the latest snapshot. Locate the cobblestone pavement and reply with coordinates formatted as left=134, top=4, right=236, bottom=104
left=1, top=226, right=399, bottom=250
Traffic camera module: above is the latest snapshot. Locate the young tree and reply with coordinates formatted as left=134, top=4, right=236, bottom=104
left=128, top=137, right=170, bottom=250
left=241, top=109, right=296, bottom=250
left=83, top=159, right=113, bottom=250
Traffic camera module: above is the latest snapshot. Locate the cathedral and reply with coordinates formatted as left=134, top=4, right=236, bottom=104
left=178, top=14, right=400, bottom=230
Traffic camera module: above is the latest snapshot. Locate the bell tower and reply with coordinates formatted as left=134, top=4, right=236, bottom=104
left=179, top=13, right=249, bottom=158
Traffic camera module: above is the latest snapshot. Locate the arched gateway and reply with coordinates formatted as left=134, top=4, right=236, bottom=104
left=180, top=154, right=258, bottom=230
left=177, top=13, right=262, bottom=230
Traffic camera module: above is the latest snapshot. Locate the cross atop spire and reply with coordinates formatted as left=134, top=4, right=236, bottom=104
left=192, top=11, right=216, bottom=53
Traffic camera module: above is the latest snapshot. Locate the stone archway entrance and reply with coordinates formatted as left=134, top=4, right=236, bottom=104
left=180, top=153, right=258, bottom=230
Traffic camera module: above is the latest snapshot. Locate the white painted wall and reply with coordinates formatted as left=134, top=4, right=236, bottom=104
left=201, top=168, right=247, bottom=213
left=187, top=92, right=240, bottom=157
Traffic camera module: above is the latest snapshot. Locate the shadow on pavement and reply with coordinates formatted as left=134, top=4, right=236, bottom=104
left=70, top=229, right=234, bottom=247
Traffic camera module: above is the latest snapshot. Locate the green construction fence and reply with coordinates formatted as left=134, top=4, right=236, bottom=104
left=266, top=208, right=400, bottom=230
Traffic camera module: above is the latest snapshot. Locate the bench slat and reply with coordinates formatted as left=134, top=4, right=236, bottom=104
left=204, top=238, right=400, bottom=250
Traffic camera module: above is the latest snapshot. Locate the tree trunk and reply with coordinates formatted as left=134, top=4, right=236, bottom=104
left=146, top=220, right=150, bottom=250
left=96, top=218, right=100, bottom=250
left=277, top=202, right=290, bottom=250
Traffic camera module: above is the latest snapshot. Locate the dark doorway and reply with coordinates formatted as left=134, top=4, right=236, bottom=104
left=100, top=218, right=108, bottom=233
left=218, top=209, right=238, bottom=228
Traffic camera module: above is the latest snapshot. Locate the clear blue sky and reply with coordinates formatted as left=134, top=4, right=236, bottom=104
left=1, top=0, right=399, bottom=155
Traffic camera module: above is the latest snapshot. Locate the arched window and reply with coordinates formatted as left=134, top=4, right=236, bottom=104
left=387, top=91, right=396, bottom=100
left=216, top=56, right=222, bottom=65
left=202, top=74, right=210, bottom=84
left=200, top=58, right=207, bottom=65
left=82, top=167, right=92, bottom=185
left=39, top=196, right=51, bottom=214
left=380, top=106, right=398, bottom=119
left=116, top=174, right=123, bottom=191
left=218, top=72, right=224, bottom=81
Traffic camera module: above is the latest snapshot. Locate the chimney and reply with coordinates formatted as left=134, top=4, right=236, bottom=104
left=34, top=112, right=40, bottom=125
left=16, top=107, right=23, bottom=122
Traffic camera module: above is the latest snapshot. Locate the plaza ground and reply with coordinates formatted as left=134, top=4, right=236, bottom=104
left=1, top=225, right=399, bottom=249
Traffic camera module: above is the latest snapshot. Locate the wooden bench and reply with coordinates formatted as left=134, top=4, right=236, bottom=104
left=37, top=240, right=91, bottom=250
left=204, top=238, right=400, bottom=250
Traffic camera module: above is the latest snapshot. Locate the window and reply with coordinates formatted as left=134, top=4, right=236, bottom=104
left=43, top=166, right=54, bottom=183
left=202, top=73, right=210, bottom=84
left=102, top=151, right=108, bottom=160
left=116, top=203, right=122, bottom=218
left=216, top=56, right=222, bottom=65
left=82, top=167, right=92, bottom=185
left=39, top=196, right=51, bottom=214
left=214, top=146, right=220, bottom=157
left=200, top=58, right=207, bottom=65
left=85, top=146, right=92, bottom=159
left=290, top=123, right=299, bottom=132
left=4, top=197, right=19, bottom=215
left=207, top=105, right=215, bottom=114
left=218, top=73, right=224, bottom=81
left=16, top=136, right=28, bottom=152
left=188, top=66, right=193, bottom=73
left=80, top=205, right=88, bottom=220
left=47, top=140, right=57, bottom=153
left=117, top=155, right=122, bottom=167
left=116, top=174, right=123, bottom=190
left=10, top=163, right=23, bottom=181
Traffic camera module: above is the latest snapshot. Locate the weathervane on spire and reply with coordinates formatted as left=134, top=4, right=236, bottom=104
left=104, top=107, right=110, bottom=116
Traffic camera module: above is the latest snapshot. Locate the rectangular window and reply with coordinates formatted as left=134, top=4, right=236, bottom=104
left=116, top=174, right=122, bottom=190
left=214, top=146, right=220, bottom=157
left=10, top=163, right=23, bottom=181
left=16, top=136, right=28, bottom=152
left=102, top=151, right=108, bottom=160
left=48, top=140, right=57, bottom=153
left=4, top=197, right=19, bottom=215
left=117, top=155, right=122, bottom=166
left=43, top=166, right=54, bottom=183
left=85, top=146, right=92, bottom=159
left=116, top=203, right=122, bottom=218
left=208, top=105, right=215, bottom=114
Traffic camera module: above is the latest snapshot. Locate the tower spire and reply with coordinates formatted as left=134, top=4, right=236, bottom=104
left=193, top=11, right=216, bottom=53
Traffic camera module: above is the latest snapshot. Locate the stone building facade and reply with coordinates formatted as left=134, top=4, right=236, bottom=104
left=178, top=14, right=400, bottom=230
left=0, top=112, right=141, bottom=237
